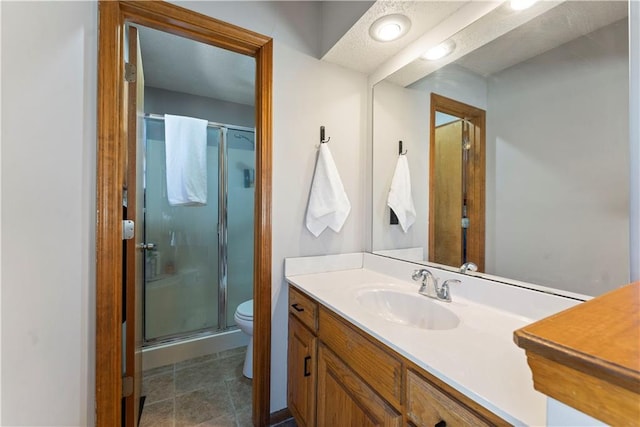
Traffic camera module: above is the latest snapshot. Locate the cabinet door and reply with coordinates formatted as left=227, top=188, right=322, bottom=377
left=288, top=315, right=317, bottom=427
left=317, top=344, right=401, bottom=427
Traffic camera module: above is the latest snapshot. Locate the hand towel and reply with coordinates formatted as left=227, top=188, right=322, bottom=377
left=306, top=144, right=351, bottom=237
left=387, top=155, right=416, bottom=232
left=164, top=114, right=208, bottom=206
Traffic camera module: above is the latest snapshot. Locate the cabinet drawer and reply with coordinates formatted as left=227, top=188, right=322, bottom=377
left=318, top=307, right=402, bottom=408
left=289, top=286, right=318, bottom=332
left=407, top=369, right=491, bottom=427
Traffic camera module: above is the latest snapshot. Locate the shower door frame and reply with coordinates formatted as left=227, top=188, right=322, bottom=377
left=96, top=1, right=273, bottom=426
left=142, top=117, right=256, bottom=342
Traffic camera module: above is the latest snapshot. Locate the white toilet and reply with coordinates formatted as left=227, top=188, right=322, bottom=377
left=234, top=299, right=254, bottom=378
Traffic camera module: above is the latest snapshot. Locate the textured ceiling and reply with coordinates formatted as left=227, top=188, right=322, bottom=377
left=136, top=1, right=628, bottom=104
left=321, top=1, right=628, bottom=87
left=138, top=25, right=256, bottom=106
left=455, top=1, right=628, bottom=77
left=322, top=1, right=469, bottom=74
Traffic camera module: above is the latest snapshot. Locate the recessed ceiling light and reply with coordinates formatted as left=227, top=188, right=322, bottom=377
left=369, top=14, right=411, bottom=42
left=510, top=0, right=537, bottom=11
left=421, top=40, right=456, bottom=61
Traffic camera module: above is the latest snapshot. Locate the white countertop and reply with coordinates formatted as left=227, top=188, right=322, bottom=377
left=286, top=267, right=549, bottom=426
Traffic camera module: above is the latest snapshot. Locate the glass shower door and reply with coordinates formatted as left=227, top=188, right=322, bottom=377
left=226, top=128, right=256, bottom=327
left=143, top=120, right=220, bottom=341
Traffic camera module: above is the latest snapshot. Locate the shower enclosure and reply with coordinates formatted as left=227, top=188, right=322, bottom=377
left=143, top=115, right=255, bottom=344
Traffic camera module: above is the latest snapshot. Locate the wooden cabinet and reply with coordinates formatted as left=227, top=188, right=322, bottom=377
left=288, top=315, right=317, bottom=427
left=287, top=285, right=507, bottom=427
left=317, top=343, right=402, bottom=426
left=318, top=307, right=402, bottom=408
left=407, top=369, right=491, bottom=427
left=287, top=288, right=319, bottom=426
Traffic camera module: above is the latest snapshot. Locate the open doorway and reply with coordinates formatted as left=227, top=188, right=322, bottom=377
left=429, top=93, right=486, bottom=271
left=96, top=2, right=272, bottom=425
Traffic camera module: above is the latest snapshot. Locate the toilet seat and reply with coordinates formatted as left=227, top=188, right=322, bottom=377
left=236, top=300, right=253, bottom=320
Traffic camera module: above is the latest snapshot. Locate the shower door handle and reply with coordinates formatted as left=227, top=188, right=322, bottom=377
left=138, top=243, right=156, bottom=250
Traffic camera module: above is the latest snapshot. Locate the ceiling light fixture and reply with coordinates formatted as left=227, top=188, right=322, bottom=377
left=421, top=40, right=456, bottom=61
left=510, top=0, right=537, bottom=11
left=369, top=14, right=411, bottom=42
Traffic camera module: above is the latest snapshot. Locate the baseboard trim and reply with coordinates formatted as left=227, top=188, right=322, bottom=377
left=270, top=408, right=293, bottom=425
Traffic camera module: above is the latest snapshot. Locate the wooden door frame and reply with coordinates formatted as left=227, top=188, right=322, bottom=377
left=96, top=2, right=272, bottom=426
left=429, top=93, right=485, bottom=271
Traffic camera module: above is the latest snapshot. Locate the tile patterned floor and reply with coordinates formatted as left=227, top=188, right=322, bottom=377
left=140, top=347, right=253, bottom=427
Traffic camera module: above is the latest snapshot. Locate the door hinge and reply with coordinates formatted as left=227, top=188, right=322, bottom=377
left=123, top=220, right=135, bottom=240
left=124, top=62, right=137, bottom=83
left=461, top=217, right=470, bottom=229
left=122, top=376, right=133, bottom=398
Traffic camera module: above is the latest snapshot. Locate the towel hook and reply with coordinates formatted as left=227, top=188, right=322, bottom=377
left=320, top=126, right=331, bottom=144
left=399, top=140, right=407, bottom=155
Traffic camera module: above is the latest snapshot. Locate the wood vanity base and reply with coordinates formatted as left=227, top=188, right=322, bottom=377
left=287, top=285, right=509, bottom=427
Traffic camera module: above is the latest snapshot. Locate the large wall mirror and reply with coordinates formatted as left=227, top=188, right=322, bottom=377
left=372, top=0, right=630, bottom=297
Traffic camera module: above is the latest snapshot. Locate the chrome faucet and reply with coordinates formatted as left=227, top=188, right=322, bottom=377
left=459, top=262, right=478, bottom=274
left=412, top=269, right=458, bottom=302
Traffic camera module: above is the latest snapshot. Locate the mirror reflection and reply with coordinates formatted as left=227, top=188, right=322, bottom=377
left=372, top=1, right=630, bottom=296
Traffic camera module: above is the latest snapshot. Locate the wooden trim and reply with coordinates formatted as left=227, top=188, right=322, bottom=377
left=269, top=408, right=293, bottom=425
left=524, top=352, right=640, bottom=426
left=253, top=38, right=273, bottom=427
left=429, top=93, right=486, bottom=271
left=96, top=3, right=124, bottom=425
left=96, top=2, right=273, bottom=425
left=119, top=1, right=269, bottom=56
left=514, top=282, right=640, bottom=425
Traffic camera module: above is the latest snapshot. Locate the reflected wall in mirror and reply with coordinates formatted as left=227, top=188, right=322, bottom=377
left=372, top=1, right=630, bottom=297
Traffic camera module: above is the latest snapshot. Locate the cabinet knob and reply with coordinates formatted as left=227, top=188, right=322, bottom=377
left=435, top=421, right=446, bottom=427
left=291, top=303, right=305, bottom=312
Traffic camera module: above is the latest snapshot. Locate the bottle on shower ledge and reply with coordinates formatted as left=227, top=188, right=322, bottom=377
left=165, top=260, right=176, bottom=275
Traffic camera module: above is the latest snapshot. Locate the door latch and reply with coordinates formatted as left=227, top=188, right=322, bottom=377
left=122, top=220, right=135, bottom=240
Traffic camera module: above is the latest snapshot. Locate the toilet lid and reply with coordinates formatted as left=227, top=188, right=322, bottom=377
left=236, top=299, right=253, bottom=319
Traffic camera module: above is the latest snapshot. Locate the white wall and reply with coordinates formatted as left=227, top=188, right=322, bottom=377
left=145, top=87, right=255, bottom=128
left=486, top=19, right=630, bottom=295
left=1, top=1, right=97, bottom=425
left=372, top=81, right=429, bottom=258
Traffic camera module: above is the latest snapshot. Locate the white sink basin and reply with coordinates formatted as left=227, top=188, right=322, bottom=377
left=356, top=289, right=460, bottom=330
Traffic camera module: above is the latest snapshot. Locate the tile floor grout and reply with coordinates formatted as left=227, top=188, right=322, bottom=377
left=140, top=346, right=253, bottom=427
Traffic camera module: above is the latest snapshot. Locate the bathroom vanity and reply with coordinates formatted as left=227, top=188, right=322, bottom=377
left=287, top=285, right=507, bottom=426
left=284, top=253, right=582, bottom=426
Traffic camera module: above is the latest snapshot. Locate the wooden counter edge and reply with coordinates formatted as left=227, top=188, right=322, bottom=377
left=513, top=282, right=640, bottom=425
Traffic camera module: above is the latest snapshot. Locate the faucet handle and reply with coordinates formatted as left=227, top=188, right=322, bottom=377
left=460, top=262, right=478, bottom=274
left=438, top=279, right=461, bottom=302
left=411, top=269, right=428, bottom=282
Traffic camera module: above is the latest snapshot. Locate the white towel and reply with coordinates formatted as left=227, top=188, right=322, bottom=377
left=387, top=155, right=416, bottom=233
left=306, top=144, right=351, bottom=237
left=164, top=114, right=208, bottom=206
